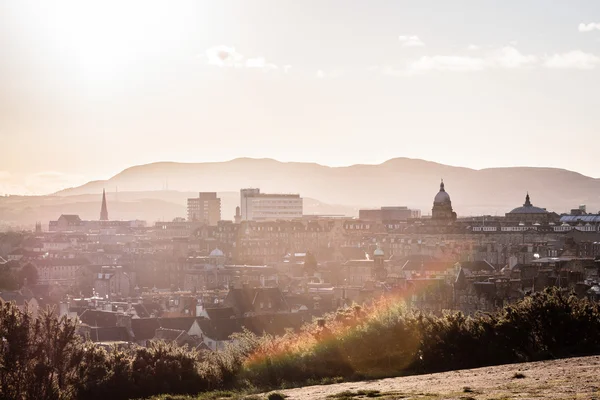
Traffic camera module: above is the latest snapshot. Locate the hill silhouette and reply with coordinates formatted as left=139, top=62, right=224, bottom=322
left=54, top=157, right=600, bottom=217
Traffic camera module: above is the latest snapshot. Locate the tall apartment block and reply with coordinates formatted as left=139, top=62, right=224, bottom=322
left=187, top=192, right=221, bottom=225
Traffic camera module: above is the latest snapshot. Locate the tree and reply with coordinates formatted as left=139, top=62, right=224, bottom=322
left=303, top=251, right=318, bottom=276
left=19, top=263, right=38, bottom=287
left=0, top=264, right=19, bottom=291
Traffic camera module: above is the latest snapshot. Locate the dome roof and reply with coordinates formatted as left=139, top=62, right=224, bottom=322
left=508, top=193, right=548, bottom=214
left=434, top=180, right=451, bottom=204
left=209, top=248, right=224, bottom=257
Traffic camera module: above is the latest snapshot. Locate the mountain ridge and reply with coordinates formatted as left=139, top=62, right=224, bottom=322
left=50, top=157, right=600, bottom=217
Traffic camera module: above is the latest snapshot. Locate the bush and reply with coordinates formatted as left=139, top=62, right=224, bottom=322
left=2, top=288, right=600, bottom=399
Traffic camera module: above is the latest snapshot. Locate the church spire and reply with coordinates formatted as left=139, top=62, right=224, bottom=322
left=524, top=192, right=531, bottom=207
left=100, top=189, right=109, bottom=220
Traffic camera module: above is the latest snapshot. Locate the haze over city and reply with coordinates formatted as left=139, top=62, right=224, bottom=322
left=5, top=3, right=600, bottom=400
left=2, top=0, right=600, bottom=195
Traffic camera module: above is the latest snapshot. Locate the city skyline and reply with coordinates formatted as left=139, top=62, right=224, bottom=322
left=2, top=0, right=600, bottom=194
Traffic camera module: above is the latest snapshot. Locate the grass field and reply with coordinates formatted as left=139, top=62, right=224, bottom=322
left=150, top=355, right=600, bottom=400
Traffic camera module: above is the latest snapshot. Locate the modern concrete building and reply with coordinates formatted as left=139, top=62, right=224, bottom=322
left=240, top=188, right=303, bottom=221
left=187, top=192, right=221, bottom=225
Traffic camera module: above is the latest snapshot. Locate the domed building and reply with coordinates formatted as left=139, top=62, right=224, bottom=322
left=432, top=180, right=457, bottom=223
left=208, top=248, right=226, bottom=267
left=505, top=193, right=554, bottom=224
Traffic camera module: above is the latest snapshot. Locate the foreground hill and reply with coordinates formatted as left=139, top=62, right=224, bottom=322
left=55, top=157, right=600, bottom=216
left=270, top=355, right=600, bottom=399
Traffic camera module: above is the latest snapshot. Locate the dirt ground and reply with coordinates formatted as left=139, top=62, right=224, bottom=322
left=270, top=355, right=600, bottom=400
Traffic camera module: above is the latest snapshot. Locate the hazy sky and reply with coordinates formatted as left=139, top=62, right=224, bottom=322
left=1, top=1, right=600, bottom=194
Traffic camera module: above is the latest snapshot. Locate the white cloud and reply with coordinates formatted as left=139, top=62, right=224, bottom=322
left=407, top=55, right=487, bottom=72
left=467, top=44, right=480, bottom=51
left=489, top=46, right=537, bottom=68
left=578, top=22, right=600, bottom=32
left=205, top=46, right=278, bottom=71
left=543, top=50, right=600, bottom=69
left=205, top=45, right=244, bottom=67
left=0, top=171, right=11, bottom=181
left=316, top=70, right=325, bottom=79
left=283, top=65, right=292, bottom=73
left=245, top=57, right=278, bottom=71
left=404, top=46, right=536, bottom=74
left=398, top=35, right=425, bottom=47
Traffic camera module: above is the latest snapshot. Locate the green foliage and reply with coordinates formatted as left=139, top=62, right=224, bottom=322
left=18, top=263, right=38, bottom=286
left=2, top=288, right=600, bottom=399
left=0, top=264, right=19, bottom=290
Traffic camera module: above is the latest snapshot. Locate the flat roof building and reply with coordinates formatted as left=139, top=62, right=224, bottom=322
left=359, top=206, right=421, bottom=222
left=240, top=188, right=303, bottom=221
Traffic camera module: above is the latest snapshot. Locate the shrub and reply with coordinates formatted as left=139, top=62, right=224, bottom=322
left=2, top=287, right=600, bottom=399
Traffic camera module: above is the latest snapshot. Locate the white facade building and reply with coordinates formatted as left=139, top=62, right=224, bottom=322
left=240, top=188, right=303, bottom=221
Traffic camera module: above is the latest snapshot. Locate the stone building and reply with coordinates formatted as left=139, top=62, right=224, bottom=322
left=431, top=180, right=457, bottom=223
left=505, top=193, right=557, bottom=224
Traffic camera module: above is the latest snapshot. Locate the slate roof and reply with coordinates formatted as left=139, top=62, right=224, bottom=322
left=197, top=312, right=307, bottom=341
left=133, top=304, right=151, bottom=318
left=0, top=291, right=34, bottom=306
left=157, top=317, right=196, bottom=332
left=455, top=267, right=467, bottom=290
left=131, top=318, right=161, bottom=341
left=224, top=287, right=288, bottom=316
left=33, top=258, right=90, bottom=267
left=154, top=328, right=186, bottom=342
left=58, top=215, right=82, bottom=223
left=459, top=260, right=496, bottom=272
left=401, top=260, right=455, bottom=272
left=197, top=318, right=243, bottom=341
left=88, top=326, right=131, bottom=342
left=205, top=307, right=235, bottom=320
left=79, top=310, right=119, bottom=327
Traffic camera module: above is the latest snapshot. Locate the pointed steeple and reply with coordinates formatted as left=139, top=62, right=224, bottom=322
left=100, top=189, right=109, bottom=221
left=524, top=192, right=531, bottom=207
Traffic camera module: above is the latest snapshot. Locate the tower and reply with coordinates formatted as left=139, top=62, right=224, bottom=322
left=431, top=179, right=457, bottom=222
left=373, top=245, right=387, bottom=280
left=100, top=189, right=109, bottom=221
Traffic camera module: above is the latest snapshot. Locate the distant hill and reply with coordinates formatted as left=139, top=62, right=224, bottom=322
left=54, top=157, right=600, bottom=216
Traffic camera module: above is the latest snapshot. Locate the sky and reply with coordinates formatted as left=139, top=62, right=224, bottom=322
left=1, top=0, right=600, bottom=195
